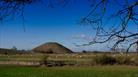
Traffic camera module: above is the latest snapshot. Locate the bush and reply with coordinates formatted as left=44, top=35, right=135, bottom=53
left=94, top=54, right=116, bottom=65
left=41, top=55, right=77, bottom=67
left=116, top=56, right=127, bottom=64
left=115, top=55, right=136, bottom=65
left=40, top=55, right=49, bottom=66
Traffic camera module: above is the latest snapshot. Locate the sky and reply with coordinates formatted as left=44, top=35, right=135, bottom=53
left=0, top=0, right=137, bottom=52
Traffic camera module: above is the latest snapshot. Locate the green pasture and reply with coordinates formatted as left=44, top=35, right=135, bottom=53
left=0, top=65, right=138, bottom=77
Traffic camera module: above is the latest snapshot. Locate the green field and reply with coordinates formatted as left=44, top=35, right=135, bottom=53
left=0, top=65, right=138, bottom=77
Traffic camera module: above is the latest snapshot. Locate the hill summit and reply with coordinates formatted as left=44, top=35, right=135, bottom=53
left=32, top=42, right=73, bottom=54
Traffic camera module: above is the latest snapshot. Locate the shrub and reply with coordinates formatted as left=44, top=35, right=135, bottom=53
left=115, top=55, right=136, bottom=65
left=116, top=56, right=125, bottom=64
left=40, top=55, right=49, bottom=66
left=94, top=54, right=116, bottom=65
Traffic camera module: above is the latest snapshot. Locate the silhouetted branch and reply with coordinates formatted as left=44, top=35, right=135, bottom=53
left=80, top=0, right=138, bottom=52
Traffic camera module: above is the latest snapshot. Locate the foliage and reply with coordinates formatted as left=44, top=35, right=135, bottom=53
left=94, top=54, right=116, bottom=65
left=40, top=55, right=49, bottom=66
left=11, top=46, right=17, bottom=51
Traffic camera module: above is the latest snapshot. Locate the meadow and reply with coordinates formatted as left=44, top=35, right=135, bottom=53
left=0, top=53, right=138, bottom=66
left=0, top=65, right=138, bottom=77
left=0, top=53, right=138, bottom=77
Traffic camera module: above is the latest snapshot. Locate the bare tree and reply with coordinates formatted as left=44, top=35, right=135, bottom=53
left=0, top=0, right=70, bottom=22
left=0, top=0, right=71, bottom=32
left=0, top=0, right=36, bottom=31
left=0, top=0, right=35, bottom=21
left=80, top=0, right=138, bottom=53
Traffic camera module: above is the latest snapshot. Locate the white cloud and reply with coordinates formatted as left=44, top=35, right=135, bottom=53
left=72, top=34, right=93, bottom=42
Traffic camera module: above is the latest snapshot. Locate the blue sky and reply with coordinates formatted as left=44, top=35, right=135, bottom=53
left=0, top=0, right=137, bottom=51
left=0, top=1, right=97, bottom=51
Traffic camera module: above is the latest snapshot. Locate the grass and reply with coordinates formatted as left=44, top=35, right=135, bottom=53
left=0, top=53, right=138, bottom=66
left=0, top=65, right=138, bottom=77
left=0, top=53, right=137, bottom=61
